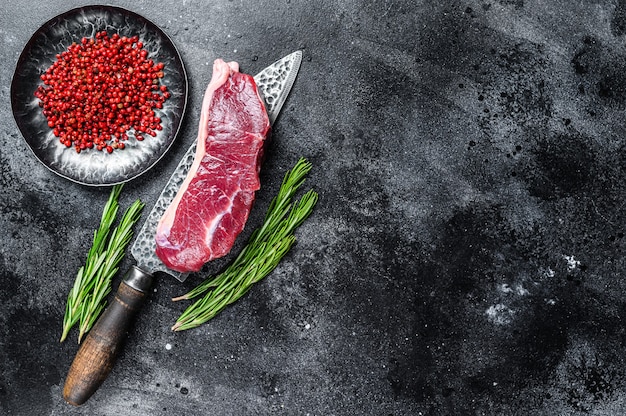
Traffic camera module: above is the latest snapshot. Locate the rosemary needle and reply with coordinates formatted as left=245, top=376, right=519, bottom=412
left=172, top=158, right=318, bottom=331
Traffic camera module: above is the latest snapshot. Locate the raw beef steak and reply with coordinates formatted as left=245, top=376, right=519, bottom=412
left=155, top=59, right=270, bottom=272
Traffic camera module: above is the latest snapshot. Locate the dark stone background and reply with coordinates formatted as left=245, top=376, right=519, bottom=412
left=1, top=0, right=626, bottom=415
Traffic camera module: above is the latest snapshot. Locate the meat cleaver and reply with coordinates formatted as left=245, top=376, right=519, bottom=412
left=63, top=51, right=302, bottom=406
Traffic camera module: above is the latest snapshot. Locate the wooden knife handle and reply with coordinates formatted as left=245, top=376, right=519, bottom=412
left=63, top=265, right=153, bottom=406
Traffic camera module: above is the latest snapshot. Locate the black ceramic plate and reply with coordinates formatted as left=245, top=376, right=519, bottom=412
left=11, top=5, right=187, bottom=186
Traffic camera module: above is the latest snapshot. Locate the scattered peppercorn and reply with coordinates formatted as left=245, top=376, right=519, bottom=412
left=34, top=31, right=169, bottom=153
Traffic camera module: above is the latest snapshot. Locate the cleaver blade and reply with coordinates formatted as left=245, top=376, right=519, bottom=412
left=62, top=51, right=303, bottom=407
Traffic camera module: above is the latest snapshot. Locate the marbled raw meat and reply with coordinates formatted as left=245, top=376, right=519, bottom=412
left=155, top=59, right=270, bottom=272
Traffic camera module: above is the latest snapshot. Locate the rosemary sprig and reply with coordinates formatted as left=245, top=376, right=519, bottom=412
left=172, top=158, right=318, bottom=331
left=60, top=185, right=122, bottom=342
left=60, top=184, right=144, bottom=343
left=77, top=198, right=144, bottom=342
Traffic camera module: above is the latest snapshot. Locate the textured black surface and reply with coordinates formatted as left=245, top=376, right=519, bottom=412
left=1, top=1, right=626, bottom=415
